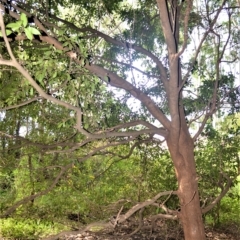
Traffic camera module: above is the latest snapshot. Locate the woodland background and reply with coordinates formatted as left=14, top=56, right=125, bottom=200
left=0, top=0, right=239, bottom=239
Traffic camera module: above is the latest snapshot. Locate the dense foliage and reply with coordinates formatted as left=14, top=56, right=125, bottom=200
left=0, top=0, right=239, bottom=239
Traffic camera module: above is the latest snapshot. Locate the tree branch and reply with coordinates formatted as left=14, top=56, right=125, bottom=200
left=86, top=64, right=171, bottom=129
left=0, top=1, right=169, bottom=86
left=156, top=0, right=177, bottom=55
left=0, top=164, right=73, bottom=218
left=46, top=16, right=169, bottom=86
left=177, top=0, right=193, bottom=56
left=0, top=5, right=171, bottom=131
left=179, top=0, right=228, bottom=91
left=202, top=173, right=234, bottom=214
left=0, top=97, right=42, bottom=110
left=117, top=191, right=177, bottom=224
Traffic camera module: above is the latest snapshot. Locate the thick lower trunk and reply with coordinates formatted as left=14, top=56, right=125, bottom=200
left=177, top=171, right=205, bottom=240
left=167, top=128, right=206, bottom=240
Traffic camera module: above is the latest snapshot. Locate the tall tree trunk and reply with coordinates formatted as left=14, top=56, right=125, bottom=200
left=167, top=128, right=206, bottom=240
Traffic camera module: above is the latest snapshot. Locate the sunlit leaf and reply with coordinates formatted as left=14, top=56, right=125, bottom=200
left=6, top=21, right=22, bottom=31
left=30, top=87, right=34, bottom=96
left=0, top=29, right=12, bottom=37
left=29, top=27, right=41, bottom=35
left=20, top=13, right=28, bottom=27
left=24, top=27, right=33, bottom=40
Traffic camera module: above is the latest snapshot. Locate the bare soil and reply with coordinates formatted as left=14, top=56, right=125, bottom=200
left=43, top=219, right=239, bottom=240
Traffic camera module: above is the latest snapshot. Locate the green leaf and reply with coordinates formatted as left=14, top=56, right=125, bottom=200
left=36, top=72, right=45, bottom=86
left=55, top=49, right=64, bottom=54
left=20, top=13, right=28, bottom=27
left=29, top=88, right=34, bottom=96
left=0, top=29, right=12, bottom=37
left=52, top=71, right=57, bottom=78
left=237, top=175, right=240, bottom=182
left=6, top=21, right=22, bottom=31
left=24, top=28, right=33, bottom=40
left=6, top=29, right=12, bottom=36
left=28, top=27, right=41, bottom=35
left=57, top=122, right=65, bottom=128
left=62, top=41, right=70, bottom=47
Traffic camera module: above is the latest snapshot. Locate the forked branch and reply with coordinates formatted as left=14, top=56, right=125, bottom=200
left=116, top=190, right=177, bottom=224
left=202, top=172, right=234, bottom=214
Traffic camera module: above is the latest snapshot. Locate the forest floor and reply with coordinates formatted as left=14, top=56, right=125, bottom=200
left=43, top=219, right=239, bottom=240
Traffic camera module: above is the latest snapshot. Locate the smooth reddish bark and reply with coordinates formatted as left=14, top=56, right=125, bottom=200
left=167, top=127, right=206, bottom=240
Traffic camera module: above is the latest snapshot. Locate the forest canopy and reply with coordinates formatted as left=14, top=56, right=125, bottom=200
left=0, top=0, right=239, bottom=239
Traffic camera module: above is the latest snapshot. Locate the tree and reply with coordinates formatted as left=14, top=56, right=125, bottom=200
left=0, top=0, right=239, bottom=239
